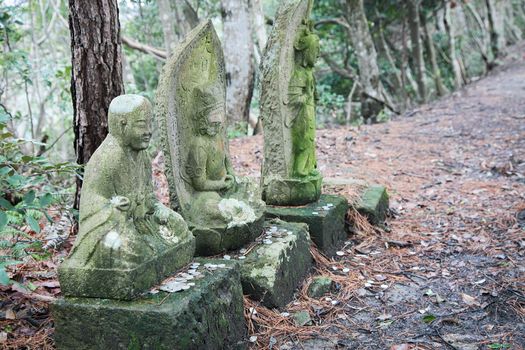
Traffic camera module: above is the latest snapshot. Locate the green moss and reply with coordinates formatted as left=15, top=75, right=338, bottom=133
left=265, top=194, right=348, bottom=256
left=356, top=185, right=389, bottom=225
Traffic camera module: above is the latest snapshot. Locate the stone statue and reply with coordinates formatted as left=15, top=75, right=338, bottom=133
left=260, top=0, right=322, bottom=206
left=58, top=94, right=195, bottom=300
left=156, top=21, right=265, bottom=256
left=288, top=19, right=320, bottom=178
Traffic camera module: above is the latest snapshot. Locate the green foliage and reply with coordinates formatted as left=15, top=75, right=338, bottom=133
left=0, top=109, right=77, bottom=286
left=316, top=83, right=347, bottom=125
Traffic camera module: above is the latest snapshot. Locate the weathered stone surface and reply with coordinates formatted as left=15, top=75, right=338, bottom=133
left=355, top=185, right=389, bottom=225
left=156, top=20, right=265, bottom=256
left=240, top=220, right=312, bottom=308
left=260, top=0, right=323, bottom=206
left=307, top=276, right=334, bottom=298
left=265, top=194, right=348, bottom=257
left=53, top=259, right=247, bottom=350
left=59, top=234, right=195, bottom=300
left=59, top=95, right=195, bottom=300
left=292, top=310, right=312, bottom=326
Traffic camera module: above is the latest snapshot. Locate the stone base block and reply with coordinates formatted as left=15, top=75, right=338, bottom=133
left=53, top=259, right=247, bottom=350
left=192, top=214, right=265, bottom=256
left=265, top=194, right=348, bottom=257
left=240, top=220, right=312, bottom=308
left=355, top=185, right=389, bottom=225
left=263, top=174, right=322, bottom=206
left=58, top=234, right=195, bottom=300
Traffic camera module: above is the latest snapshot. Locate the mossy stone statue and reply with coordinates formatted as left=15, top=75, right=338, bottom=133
left=156, top=21, right=265, bottom=256
left=261, top=0, right=322, bottom=206
left=58, top=94, right=195, bottom=300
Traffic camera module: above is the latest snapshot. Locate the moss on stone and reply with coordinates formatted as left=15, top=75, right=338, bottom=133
left=356, top=185, right=389, bottom=225
left=240, top=220, right=312, bottom=308
left=53, top=259, right=247, bottom=350
left=265, top=194, right=348, bottom=257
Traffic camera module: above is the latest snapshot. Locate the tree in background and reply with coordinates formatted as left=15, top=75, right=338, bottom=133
left=221, top=0, right=255, bottom=129
left=68, top=0, right=124, bottom=209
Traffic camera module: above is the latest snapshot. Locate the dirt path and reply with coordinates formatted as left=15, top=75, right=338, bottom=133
left=230, top=47, right=525, bottom=349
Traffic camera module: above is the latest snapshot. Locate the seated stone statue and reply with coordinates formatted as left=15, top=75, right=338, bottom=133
left=58, top=94, right=195, bottom=300
left=156, top=22, right=265, bottom=255
left=185, top=84, right=264, bottom=230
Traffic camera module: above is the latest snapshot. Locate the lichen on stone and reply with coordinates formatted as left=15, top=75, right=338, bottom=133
left=218, top=198, right=256, bottom=229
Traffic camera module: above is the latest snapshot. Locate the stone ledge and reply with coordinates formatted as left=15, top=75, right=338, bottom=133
left=240, top=219, right=312, bottom=308
left=58, top=234, right=195, bottom=300
left=53, top=259, right=247, bottom=350
left=265, top=194, right=349, bottom=257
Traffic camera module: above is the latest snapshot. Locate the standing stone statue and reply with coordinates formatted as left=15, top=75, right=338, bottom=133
left=260, top=0, right=322, bottom=206
left=58, top=94, right=195, bottom=300
left=156, top=21, right=265, bottom=256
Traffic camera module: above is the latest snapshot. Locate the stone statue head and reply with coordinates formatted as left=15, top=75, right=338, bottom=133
left=192, top=85, right=225, bottom=136
left=108, top=94, right=152, bottom=151
left=294, top=19, right=320, bottom=68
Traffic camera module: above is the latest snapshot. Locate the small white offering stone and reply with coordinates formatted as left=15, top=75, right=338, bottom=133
left=336, top=251, right=345, bottom=256
left=223, top=255, right=231, bottom=260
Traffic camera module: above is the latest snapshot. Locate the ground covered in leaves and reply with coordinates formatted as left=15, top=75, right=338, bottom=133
left=2, top=46, right=524, bottom=349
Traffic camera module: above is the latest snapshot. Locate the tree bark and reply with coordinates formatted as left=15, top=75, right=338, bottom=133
left=69, top=0, right=124, bottom=209
left=421, top=11, right=447, bottom=97
left=407, top=0, right=426, bottom=102
left=158, top=0, right=177, bottom=54
left=444, top=2, right=463, bottom=89
left=174, top=0, right=199, bottom=38
left=485, top=0, right=504, bottom=58
left=345, top=0, right=383, bottom=122
left=221, top=0, right=254, bottom=127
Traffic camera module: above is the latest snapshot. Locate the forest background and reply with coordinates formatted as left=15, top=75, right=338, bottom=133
left=1, top=0, right=524, bottom=289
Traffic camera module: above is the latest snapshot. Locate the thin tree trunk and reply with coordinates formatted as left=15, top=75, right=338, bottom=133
left=421, top=12, right=447, bottom=97
left=69, top=0, right=124, bottom=210
left=407, top=0, right=426, bottom=102
left=345, top=0, right=383, bottom=123
left=221, top=0, right=254, bottom=128
left=376, top=9, right=407, bottom=110
left=444, top=2, right=463, bottom=89
left=485, top=0, right=504, bottom=58
left=173, top=0, right=199, bottom=38
left=158, top=0, right=177, bottom=54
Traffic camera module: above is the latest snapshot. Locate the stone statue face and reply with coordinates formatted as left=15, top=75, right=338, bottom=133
left=124, top=108, right=152, bottom=151
left=304, top=37, right=319, bottom=68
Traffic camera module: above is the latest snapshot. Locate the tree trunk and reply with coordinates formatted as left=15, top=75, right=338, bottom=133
left=485, top=0, right=504, bottom=58
left=421, top=12, right=447, bottom=97
left=444, top=2, right=463, bottom=89
left=69, top=0, right=124, bottom=209
left=407, top=0, right=427, bottom=102
left=158, top=0, right=177, bottom=54
left=252, top=0, right=268, bottom=56
left=376, top=9, right=407, bottom=110
left=173, top=0, right=199, bottom=38
left=221, top=0, right=254, bottom=128
left=345, top=0, right=383, bottom=123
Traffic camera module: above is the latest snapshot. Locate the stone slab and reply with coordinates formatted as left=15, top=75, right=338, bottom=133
left=265, top=194, right=348, bottom=257
left=355, top=185, right=389, bottom=225
left=192, top=213, right=265, bottom=256
left=58, top=234, right=195, bottom=300
left=53, top=259, right=247, bottom=350
left=240, top=219, right=312, bottom=308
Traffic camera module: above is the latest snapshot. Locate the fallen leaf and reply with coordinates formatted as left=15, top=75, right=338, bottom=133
left=461, top=293, right=479, bottom=306
left=5, top=309, right=16, bottom=320
left=390, top=345, right=409, bottom=350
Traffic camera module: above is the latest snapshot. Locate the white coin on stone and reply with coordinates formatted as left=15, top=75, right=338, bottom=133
left=238, top=256, right=246, bottom=260
left=217, top=264, right=226, bottom=268
left=343, top=268, right=350, bottom=273
left=224, top=255, right=231, bottom=260
left=336, top=251, right=345, bottom=256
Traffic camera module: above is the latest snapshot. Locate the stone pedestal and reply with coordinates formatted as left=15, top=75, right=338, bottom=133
left=59, top=234, right=195, bottom=300
left=53, top=260, right=247, bottom=350
left=240, top=220, right=312, bottom=308
left=355, top=185, right=389, bottom=225
left=265, top=194, right=348, bottom=257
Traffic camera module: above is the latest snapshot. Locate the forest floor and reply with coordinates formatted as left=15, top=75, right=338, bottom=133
left=1, top=45, right=525, bottom=349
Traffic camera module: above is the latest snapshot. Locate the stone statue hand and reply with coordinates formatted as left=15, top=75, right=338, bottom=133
left=110, top=196, right=130, bottom=212
left=223, top=174, right=235, bottom=190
